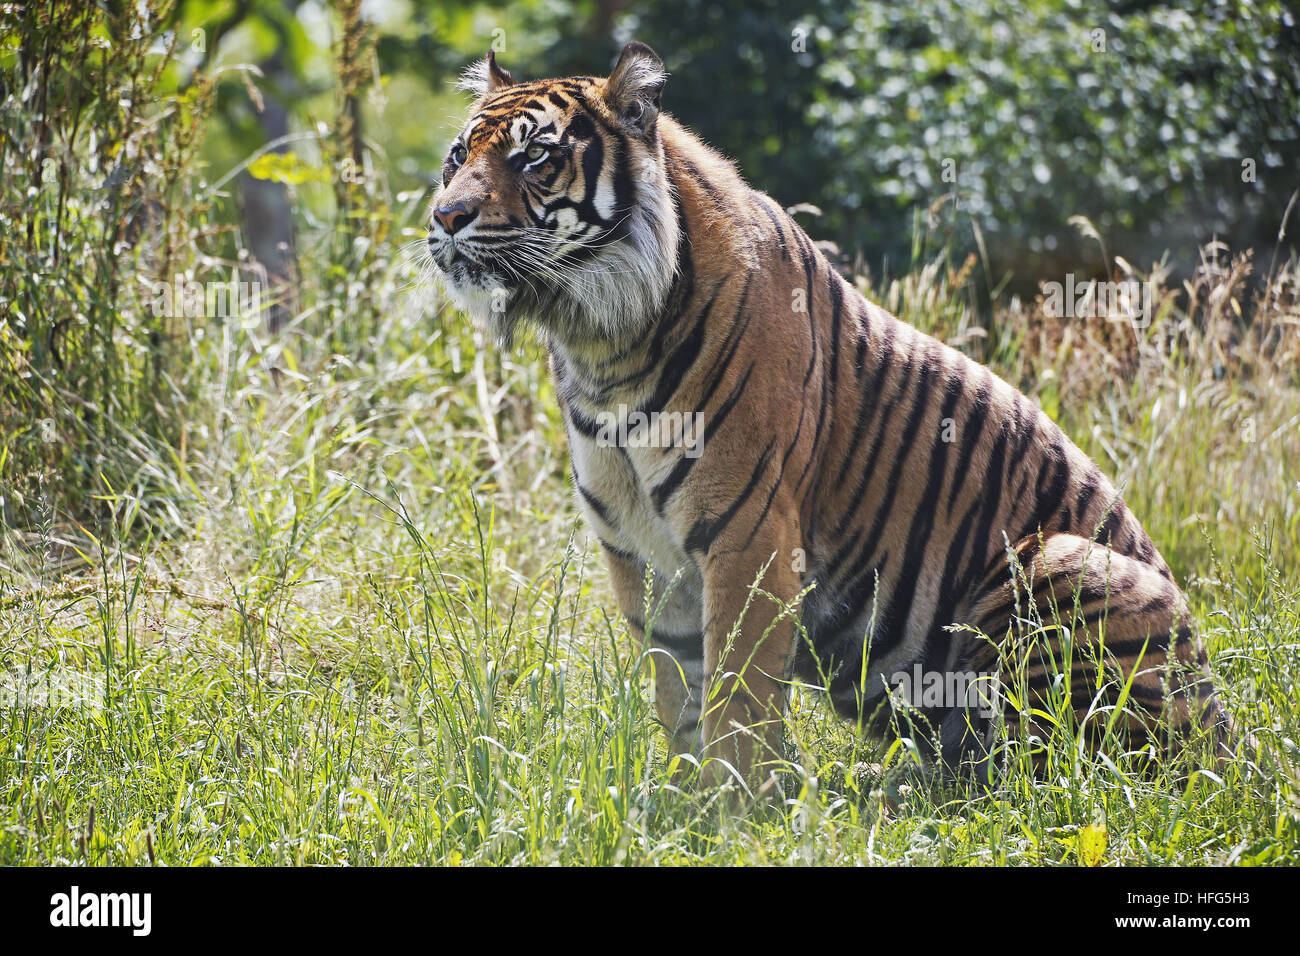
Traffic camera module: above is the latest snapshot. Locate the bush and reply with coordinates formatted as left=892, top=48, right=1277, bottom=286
left=808, top=0, right=1300, bottom=284
left=0, top=0, right=216, bottom=538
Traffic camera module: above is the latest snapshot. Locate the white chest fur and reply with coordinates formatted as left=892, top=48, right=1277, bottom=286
left=567, top=426, right=700, bottom=589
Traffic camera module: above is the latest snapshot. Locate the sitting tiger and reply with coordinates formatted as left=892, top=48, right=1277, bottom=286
left=427, top=42, right=1237, bottom=792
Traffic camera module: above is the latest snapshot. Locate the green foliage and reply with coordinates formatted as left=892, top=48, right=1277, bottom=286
left=806, top=0, right=1300, bottom=281
left=421, top=0, right=1299, bottom=288
left=0, top=0, right=217, bottom=533
left=175, top=0, right=1300, bottom=287
left=246, top=150, right=331, bottom=184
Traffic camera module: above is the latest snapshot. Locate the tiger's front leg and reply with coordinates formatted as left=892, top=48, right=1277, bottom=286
left=600, top=543, right=707, bottom=764
left=697, top=531, right=802, bottom=796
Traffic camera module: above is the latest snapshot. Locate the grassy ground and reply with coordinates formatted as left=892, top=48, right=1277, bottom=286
left=2, top=224, right=1298, bottom=865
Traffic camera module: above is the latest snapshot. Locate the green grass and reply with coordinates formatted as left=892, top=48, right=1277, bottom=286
left=1, top=243, right=1298, bottom=866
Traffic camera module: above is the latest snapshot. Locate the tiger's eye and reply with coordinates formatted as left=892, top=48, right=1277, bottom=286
left=526, top=144, right=548, bottom=162
left=449, top=145, right=467, bottom=165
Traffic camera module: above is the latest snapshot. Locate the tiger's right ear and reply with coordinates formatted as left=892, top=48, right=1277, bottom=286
left=456, top=49, right=516, bottom=96
left=604, top=42, right=666, bottom=136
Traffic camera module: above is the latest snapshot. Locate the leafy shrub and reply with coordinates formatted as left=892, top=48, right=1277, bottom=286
left=807, top=0, right=1300, bottom=282
left=0, top=0, right=216, bottom=535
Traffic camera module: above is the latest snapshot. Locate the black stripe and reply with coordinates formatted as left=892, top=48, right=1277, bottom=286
left=650, top=362, right=756, bottom=513
left=964, top=411, right=1014, bottom=600
left=833, top=323, right=896, bottom=488
left=577, top=482, right=612, bottom=525
left=1019, top=432, right=1072, bottom=542
left=945, top=376, right=992, bottom=515
left=883, top=369, right=967, bottom=652
left=832, top=331, right=913, bottom=538
left=600, top=540, right=640, bottom=563
left=847, top=347, right=944, bottom=658
left=685, top=439, right=776, bottom=556
left=1075, top=471, right=1099, bottom=525
left=827, top=272, right=844, bottom=388
left=624, top=614, right=703, bottom=655
left=752, top=194, right=790, bottom=260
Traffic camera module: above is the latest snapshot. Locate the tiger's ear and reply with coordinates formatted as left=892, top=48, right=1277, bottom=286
left=457, top=49, right=516, bottom=96
left=604, top=42, right=666, bottom=136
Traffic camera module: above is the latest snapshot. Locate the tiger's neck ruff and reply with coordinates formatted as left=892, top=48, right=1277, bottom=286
left=429, top=44, right=1237, bottom=792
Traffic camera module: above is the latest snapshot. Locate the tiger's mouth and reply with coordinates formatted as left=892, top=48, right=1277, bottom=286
left=425, top=197, right=678, bottom=349
left=439, top=248, right=494, bottom=286
left=427, top=235, right=498, bottom=285
left=428, top=228, right=576, bottom=314
left=429, top=228, right=567, bottom=298
left=425, top=231, right=529, bottom=343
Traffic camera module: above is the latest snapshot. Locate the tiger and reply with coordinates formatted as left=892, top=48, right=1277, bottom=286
left=426, top=41, right=1239, bottom=794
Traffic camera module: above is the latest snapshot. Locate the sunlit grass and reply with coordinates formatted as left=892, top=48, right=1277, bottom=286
left=2, top=237, right=1297, bottom=865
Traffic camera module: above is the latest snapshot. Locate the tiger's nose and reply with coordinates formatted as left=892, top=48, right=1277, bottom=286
left=433, top=203, right=478, bottom=235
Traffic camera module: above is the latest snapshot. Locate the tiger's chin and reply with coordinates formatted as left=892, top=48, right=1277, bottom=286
left=438, top=254, right=675, bottom=352
left=433, top=201, right=679, bottom=351
left=436, top=265, right=517, bottom=343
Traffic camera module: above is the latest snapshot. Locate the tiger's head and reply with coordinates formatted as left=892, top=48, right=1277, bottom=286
left=428, top=42, right=680, bottom=347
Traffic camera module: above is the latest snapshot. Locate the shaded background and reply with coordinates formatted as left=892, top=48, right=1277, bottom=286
left=196, top=0, right=1299, bottom=298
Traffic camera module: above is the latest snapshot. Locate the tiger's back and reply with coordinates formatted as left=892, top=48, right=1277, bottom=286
left=428, top=43, right=1235, bottom=788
